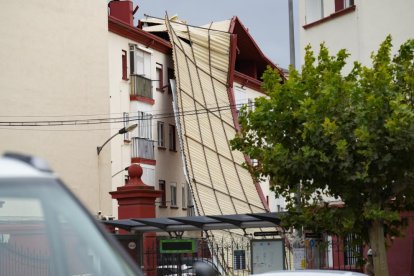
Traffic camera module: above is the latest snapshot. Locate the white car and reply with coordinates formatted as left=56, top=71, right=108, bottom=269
left=253, top=270, right=367, bottom=276
left=0, top=153, right=142, bottom=275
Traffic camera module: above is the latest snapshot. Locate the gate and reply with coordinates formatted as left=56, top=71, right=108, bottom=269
left=143, top=237, right=253, bottom=276
left=0, top=243, right=53, bottom=275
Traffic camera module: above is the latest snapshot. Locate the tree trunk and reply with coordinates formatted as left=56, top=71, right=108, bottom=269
left=368, top=220, right=389, bottom=276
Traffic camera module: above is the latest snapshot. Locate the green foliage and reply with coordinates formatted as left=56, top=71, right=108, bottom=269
left=231, top=36, right=414, bottom=242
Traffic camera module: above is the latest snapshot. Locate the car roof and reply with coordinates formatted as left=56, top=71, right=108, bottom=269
left=0, top=155, right=54, bottom=179
left=254, top=270, right=366, bottom=276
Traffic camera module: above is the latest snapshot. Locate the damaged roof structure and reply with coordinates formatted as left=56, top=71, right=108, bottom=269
left=140, top=15, right=285, bottom=223
left=108, top=7, right=286, bottom=272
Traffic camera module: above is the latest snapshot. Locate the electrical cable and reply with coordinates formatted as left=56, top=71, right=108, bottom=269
left=0, top=102, right=250, bottom=128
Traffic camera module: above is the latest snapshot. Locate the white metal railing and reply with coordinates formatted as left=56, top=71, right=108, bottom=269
left=130, top=74, right=152, bottom=99
left=131, top=137, right=154, bottom=160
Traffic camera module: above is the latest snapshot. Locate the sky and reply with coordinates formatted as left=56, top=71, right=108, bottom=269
left=133, top=0, right=300, bottom=70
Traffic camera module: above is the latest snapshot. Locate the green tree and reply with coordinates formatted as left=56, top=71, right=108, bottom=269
left=231, top=36, right=414, bottom=275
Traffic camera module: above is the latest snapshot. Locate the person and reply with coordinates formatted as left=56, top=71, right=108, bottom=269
left=364, top=249, right=375, bottom=276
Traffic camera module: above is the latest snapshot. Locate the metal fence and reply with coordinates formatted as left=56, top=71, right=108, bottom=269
left=130, top=74, right=152, bottom=99
left=122, top=233, right=364, bottom=275
left=0, top=243, right=53, bottom=275
left=142, top=237, right=254, bottom=276
left=132, top=137, right=155, bottom=160
left=302, top=235, right=364, bottom=272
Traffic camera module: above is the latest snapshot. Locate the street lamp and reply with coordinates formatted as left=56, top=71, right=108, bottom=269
left=97, top=124, right=137, bottom=155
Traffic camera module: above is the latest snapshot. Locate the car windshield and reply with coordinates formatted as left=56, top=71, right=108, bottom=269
left=0, top=177, right=136, bottom=276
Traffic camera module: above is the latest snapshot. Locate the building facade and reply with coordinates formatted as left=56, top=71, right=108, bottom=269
left=299, top=1, right=414, bottom=274
left=107, top=1, right=287, bottom=219
left=300, top=0, right=414, bottom=71
left=0, top=1, right=112, bottom=214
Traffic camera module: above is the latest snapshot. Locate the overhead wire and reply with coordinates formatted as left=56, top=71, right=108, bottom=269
left=0, top=102, right=250, bottom=128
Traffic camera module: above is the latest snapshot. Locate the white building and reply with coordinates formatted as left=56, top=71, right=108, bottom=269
left=107, top=1, right=188, bottom=219
left=299, top=0, right=414, bottom=71
left=107, top=1, right=287, bottom=218
left=0, top=1, right=112, bottom=214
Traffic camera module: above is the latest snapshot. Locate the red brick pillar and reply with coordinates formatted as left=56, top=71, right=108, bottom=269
left=110, top=164, right=161, bottom=276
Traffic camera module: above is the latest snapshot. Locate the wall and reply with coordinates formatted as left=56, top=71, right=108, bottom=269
left=299, top=0, right=414, bottom=72
left=0, top=1, right=111, bottom=214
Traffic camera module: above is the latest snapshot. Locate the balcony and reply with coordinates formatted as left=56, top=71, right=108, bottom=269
left=130, top=74, right=154, bottom=104
left=131, top=137, right=155, bottom=165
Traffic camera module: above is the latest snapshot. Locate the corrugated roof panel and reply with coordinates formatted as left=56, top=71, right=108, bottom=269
left=196, top=185, right=220, bottom=215
left=200, top=20, right=231, bottom=32
left=165, top=18, right=268, bottom=263
left=216, top=192, right=236, bottom=214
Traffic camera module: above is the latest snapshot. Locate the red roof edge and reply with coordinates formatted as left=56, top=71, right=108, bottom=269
left=230, top=16, right=286, bottom=81
left=108, top=16, right=172, bottom=54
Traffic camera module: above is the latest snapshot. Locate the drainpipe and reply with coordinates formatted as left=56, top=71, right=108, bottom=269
left=288, top=0, right=296, bottom=69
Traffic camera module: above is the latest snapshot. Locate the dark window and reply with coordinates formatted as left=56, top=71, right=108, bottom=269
left=159, top=180, right=166, bottom=206
left=156, top=63, right=164, bottom=92
left=343, top=233, right=361, bottom=266
left=129, top=45, right=134, bottom=75
left=181, top=185, right=186, bottom=209
left=234, top=250, right=246, bottom=270
left=170, top=184, right=177, bottom=207
left=122, top=50, right=128, bottom=80
left=167, top=68, right=175, bottom=94
left=157, top=121, right=165, bottom=148
left=169, top=125, right=176, bottom=151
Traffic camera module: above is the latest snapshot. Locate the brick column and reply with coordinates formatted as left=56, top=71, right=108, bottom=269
left=110, top=164, right=161, bottom=276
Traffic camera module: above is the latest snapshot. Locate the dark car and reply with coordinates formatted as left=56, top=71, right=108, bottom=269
left=0, top=153, right=142, bottom=275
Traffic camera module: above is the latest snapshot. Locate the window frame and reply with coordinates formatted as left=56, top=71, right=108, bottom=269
left=167, top=68, right=174, bottom=94
left=158, top=180, right=166, bottom=207
left=181, top=184, right=186, bottom=210
left=335, top=0, right=354, bottom=12
left=157, top=121, right=165, bottom=148
left=122, top=50, right=128, bottom=80
left=156, top=63, right=164, bottom=92
left=137, top=111, right=152, bottom=140
left=123, top=112, right=130, bottom=141
left=170, top=183, right=177, bottom=207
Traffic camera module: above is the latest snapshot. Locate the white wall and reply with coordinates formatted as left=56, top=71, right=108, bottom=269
left=300, top=0, right=414, bottom=72
left=0, top=1, right=111, bottom=214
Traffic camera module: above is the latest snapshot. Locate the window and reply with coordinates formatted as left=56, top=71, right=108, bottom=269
left=156, top=63, right=164, bottom=92
left=137, top=111, right=152, bottom=139
left=122, top=50, right=128, bottom=80
left=123, top=112, right=130, bottom=141
left=343, top=234, right=361, bottom=265
left=170, top=183, right=177, bottom=207
left=129, top=44, right=151, bottom=77
left=335, top=0, right=354, bottom=12
left=159, top=180, right=166, bottom=207
left=157, top=121, right=165, bottom=148
left=181, top=185, right=186, bottom=209
left=167, top=68, right=175, bottom=94
left=305, top=0, right=323, bottom=23
left=187, top=183, right=192, bottom=207
left=234, top=250, right=246, bottom=270
left=247, top=98, right=254, bottom=112
left=169, top=124, right=176, bottom=151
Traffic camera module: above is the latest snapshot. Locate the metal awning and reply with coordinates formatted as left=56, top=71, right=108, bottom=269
left=103, top=212, right=284, bottom=233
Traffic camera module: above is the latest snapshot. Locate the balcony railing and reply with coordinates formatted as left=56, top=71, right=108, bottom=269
left=132, top=137, right=155, bottom=160
left=130, top=74, right=152, bottom=99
